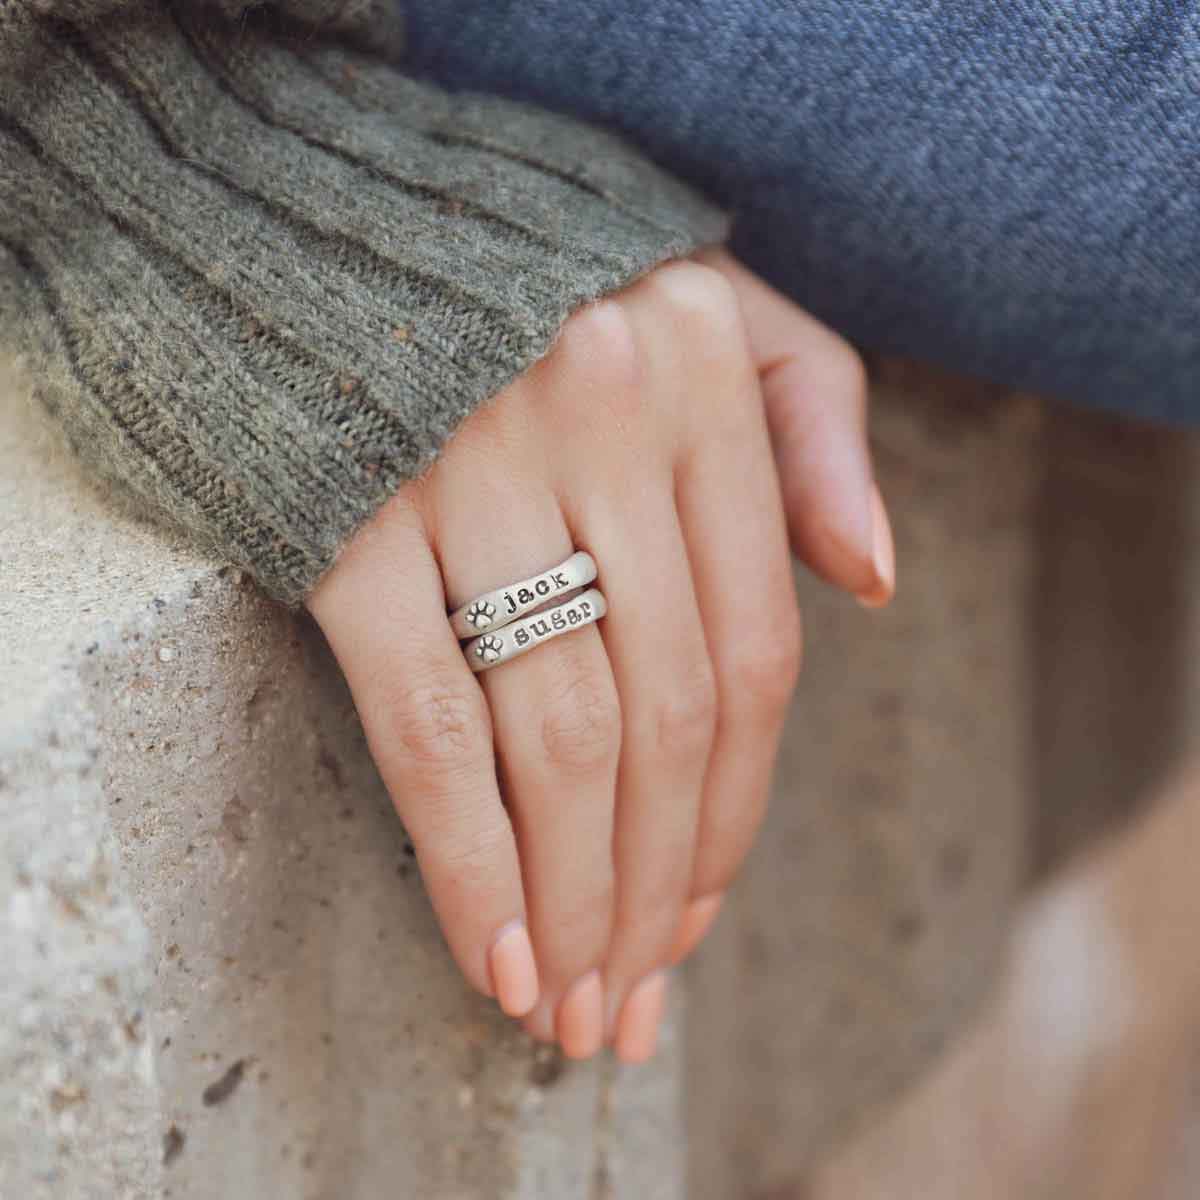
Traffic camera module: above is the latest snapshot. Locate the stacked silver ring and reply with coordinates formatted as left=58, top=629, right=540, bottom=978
left=449, top=551, right=607, bottom=673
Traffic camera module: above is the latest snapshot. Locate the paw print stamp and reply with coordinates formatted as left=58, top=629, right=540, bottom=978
left=474, top=635, right=504, bottom=664
left=465, top=600, right=497, bottom=629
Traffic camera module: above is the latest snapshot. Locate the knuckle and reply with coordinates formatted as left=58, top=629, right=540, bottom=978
left=539, top=667, right=622, bottom=775
left=388, top=669, right=490, bottom=770
left=556, top=298, right=643, bottom=394
left=543, top=882, right=616, bottom=970
left=653, top=660, right=718, bottom=759
left=652, top=260, right=744, bottom=342
left=631, top=865, right=693, bottom=933
left=725, top=623, right=803, bottom=722
left=421, top=815, right=511, bottom=894
left=693, top=811, right=766, bottom=897
left=611, top=927, right=678, bottom=985
left=693, top=853, right=744, bottom=900
left=563, top=878, right=617, bottom=941
left=819, top=329, right=869, bottom=407
left=551, top=298, right=646, bottom=429
left=777, top=603, right=806, bottom=678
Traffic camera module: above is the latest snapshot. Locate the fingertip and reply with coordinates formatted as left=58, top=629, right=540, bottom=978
left=558, top=971, right=605, bottom=1060
left=785, top=498, right=874, bottom=599
left=763, top=357, right=877, bottom=597
left=856, top=485, right=896, bottom=609
left=615, top=972, right=668, bottom=1065
left=489, top=921, right=541, bottom=1017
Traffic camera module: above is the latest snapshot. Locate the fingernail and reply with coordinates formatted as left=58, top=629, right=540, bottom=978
left=615, top=972, right=668, bottom=1065
left=669, top=893, right=725, bottom=965
left=857, top=484, right=896, bottom=609
left=557, top=970, right=605, bottom=1060
left=489, top=922, right=540, bottom=1017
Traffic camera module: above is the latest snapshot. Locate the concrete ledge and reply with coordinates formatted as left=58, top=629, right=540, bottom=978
left=686, top=368, right=1046, bottom=1199
left=19, top=345, right=1197, bottom=1200
left=0, top=364, right=682, bottom=1199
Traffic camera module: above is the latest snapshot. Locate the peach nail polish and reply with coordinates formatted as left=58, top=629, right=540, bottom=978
left=858, top=485, right=896, bottom=609
left=615, top=973, right=668, bottom=1065
left=669, top=893, right=725, bottom=965
left=489, top=922, right=540, bottom=1017
left=557, top=971, right=605, bottom=1060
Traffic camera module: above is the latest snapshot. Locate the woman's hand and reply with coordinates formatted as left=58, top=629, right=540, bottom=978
left=307, top=253, right=891, bottom=1063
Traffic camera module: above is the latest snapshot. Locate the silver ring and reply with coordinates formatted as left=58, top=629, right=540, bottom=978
left=449, top=550, right=597, bottom=640
left=464, top=588, right=607, bottom=673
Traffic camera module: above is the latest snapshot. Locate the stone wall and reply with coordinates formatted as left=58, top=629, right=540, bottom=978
left=7, top=355, right=1200, bottom=1199
left=1, top=366, right=681, bottom=1200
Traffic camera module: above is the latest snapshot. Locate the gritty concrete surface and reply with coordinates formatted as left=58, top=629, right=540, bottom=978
left=684, top=362, right=1200, bottom=1200
left=11, top=340, right=1200, bottom=1200
left=685, top=365, right=1044, bottom=1200
left=808, top=394, right=1200, bottom=1200
left=810, top=756, right=1200, bottom=1200
left=0, top=360, right=683, bottom=1199
left=1031, top=402, right=1200, bottom=873
left=0, top=706, right=160, bottom=1200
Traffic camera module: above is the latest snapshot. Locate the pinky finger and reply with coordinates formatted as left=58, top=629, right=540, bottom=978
left=307, top=500, right=539, bottom=1017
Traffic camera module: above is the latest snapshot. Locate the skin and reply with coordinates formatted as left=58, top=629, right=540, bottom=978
left=307, top=251, right=890, bottom=1059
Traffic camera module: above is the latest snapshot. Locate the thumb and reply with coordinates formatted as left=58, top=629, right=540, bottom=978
left=698, top=249, right=895, bottom=607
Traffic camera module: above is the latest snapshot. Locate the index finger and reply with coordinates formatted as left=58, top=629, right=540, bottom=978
left=307, top=497, right=539, bottom=1017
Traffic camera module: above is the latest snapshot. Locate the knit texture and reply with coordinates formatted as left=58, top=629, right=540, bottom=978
left=0, top=0, right=726, bottom=604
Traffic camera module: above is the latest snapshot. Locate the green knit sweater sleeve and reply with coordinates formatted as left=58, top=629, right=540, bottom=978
left=0, top=1, right=727, bottom=604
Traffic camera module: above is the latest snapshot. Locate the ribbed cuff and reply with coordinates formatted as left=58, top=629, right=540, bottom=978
left=0, top=3, right=727, bottom=604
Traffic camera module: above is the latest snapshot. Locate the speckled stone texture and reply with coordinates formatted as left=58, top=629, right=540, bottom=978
left=0, top=360, right=684, bottom=1200
left=685, top=363, right=1200, bottom=1200
left=12, top=344, right=1200, bottom=1200
left=685, top=366, right=1044, bottom=1200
